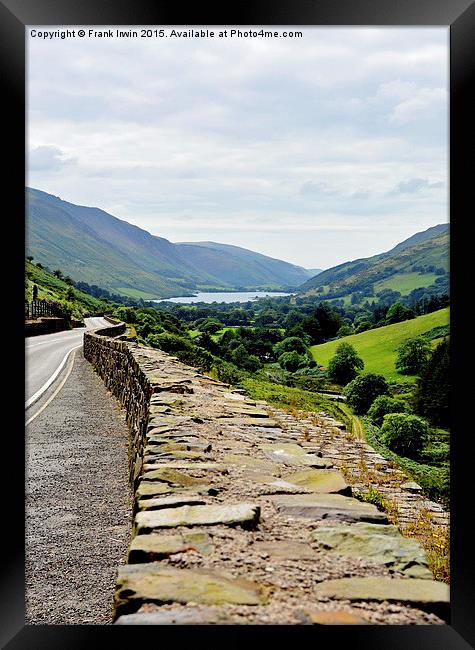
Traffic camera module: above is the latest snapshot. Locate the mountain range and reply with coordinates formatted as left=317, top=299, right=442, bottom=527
left=26, top=188, right=318, bottom=299
left=26, top=187, right=448, bottom=302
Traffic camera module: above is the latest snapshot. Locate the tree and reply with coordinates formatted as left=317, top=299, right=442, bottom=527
left=385, top=302, right=415, bottom=325
left=395, top=337, right=432, bottom=375
left=195, top=317, right=223, bottom=334
left=273, top=336, right=307, bottom=357
left=65, top=286, right=75, bottom=301
left=367, top=395, right=413, bottom=427
left=278, top=351, right=309, bottom=373
left=195, top=331, right=221, bottom=356
left=255, top=309, right=278, bottom=326
left=414, top=339, right=449, bottom=427
left=32, top=284, right=38, bottom=300
left=231, top=344, right=261, bottom=372
left=344, top=373, right=389, bottom=414
left=53, top=269, right=64, bottom=280
left=327, top=342, right=364, bottom=385
left=380, top=413, right=430, bottom=458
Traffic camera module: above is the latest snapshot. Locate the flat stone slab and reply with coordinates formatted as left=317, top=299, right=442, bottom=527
left=401, top=481, right=423, bottom=493
left=314, top=577, right=449, bottom=618
left=223, top=454, right=278, bottom=471
left=242, top=472, right=302, bottom=491
left=137, top=487, right=217, bottom=508
left=142, top=469, right=210, bottom=487
left=261, top=444, right=333, bottom=468
left=300, top=609, right=370, bottom=625
left=282, top=469, right=350, bottom=495
left=147, top=440, right=212, bottom=453
left=271, top=494, right=388, bottom=524
left=253, top=541, right=316, bottom=560
left=137, top=495, right=206, bottom=511
left=145, top=450, right=212, bottom=462
left=311, top=523, right=432, bottom=578
left=136, top=482, right=175, bottom=499
left=221, top=406, right=269, bottom=418
left=114, top=608, right=233, bottom=625
left=226, top=417, right=281, bottom=428
left=136, top=503, right=261, bottom=532
left=147, top=416, right=194, bottom=431
left=128, top=531, right=212, bottom=562
left=114, top=565, right=267, bottom=616
left=149, top=399, right=184, bottom=410
left=144, top=462, right=226, bottom=472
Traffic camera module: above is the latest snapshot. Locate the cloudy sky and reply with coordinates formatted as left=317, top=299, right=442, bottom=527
left=27, top=27, right=448, bottom=269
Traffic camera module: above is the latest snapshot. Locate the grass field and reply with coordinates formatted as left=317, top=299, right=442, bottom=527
left=310, top=307, right=449, bottom=382
left=115, top=287, right=163, bottom=300
left=373, top=271, right=439, bottom=295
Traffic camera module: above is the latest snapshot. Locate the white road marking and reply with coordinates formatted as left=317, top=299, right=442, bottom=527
left=25, top=349, right=77, bottom=426
left=26, top=335, right=83, bottom=349
left=25, top=343, right=83, bottom=409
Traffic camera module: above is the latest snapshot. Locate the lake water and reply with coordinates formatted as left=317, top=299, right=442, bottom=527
left=153, top=291, right=291, bottom=304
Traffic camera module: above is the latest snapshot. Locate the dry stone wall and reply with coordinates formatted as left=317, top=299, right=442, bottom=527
left=84, top=324, right=449, bottom=626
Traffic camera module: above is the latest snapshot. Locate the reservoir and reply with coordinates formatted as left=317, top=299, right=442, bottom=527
left=153, top=291, right=291, bottom=304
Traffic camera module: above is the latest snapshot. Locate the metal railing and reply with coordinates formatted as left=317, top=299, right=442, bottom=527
left=25, top=300, right=65, bottom=320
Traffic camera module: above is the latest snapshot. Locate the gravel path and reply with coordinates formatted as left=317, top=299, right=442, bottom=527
left=25, top=351, right=133, bottom=625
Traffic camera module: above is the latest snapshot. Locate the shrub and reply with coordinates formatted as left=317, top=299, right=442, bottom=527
left=395, top=337, right=432, bottom=375
left=291, top=375, right=326, bottom=392
left=380, top=413, right=430, bottom=458
left=355, top=321, right=372, bottom=334
left=344, top=373, right=389, bottom=414
left=174, top=346, right=214, bottom=371
left=145, top=332, right=193, bottom=353
left=367, top=395, right=413, bottom=427
left=213, top=360, right=246, bottom=385
left=336, top=324, right=354, bottom=338
left=327, top=342, right=364, bottom=385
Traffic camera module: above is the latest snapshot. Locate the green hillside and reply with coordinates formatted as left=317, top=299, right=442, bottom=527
left=25, top=261, right=108, bottom=320
left=178, top=241, right=313, bottom=289
left=26, top=188, right=311, bottom=298
left=310, top=308, right=449, bottom=382
left=299, top=224, right=448, bottom=300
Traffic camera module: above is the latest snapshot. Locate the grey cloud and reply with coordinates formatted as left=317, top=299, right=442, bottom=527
left=391, top=177, right=444, bottom=194
left=29, top=145, right=75, bottom=171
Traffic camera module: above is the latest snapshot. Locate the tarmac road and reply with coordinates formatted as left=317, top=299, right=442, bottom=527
left=25, top=316, right=110, bottom=412
left=25, top=315, right=132, bottom=624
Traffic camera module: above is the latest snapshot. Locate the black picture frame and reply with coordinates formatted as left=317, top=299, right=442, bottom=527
left=2, top=0, right=473, bottom=647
